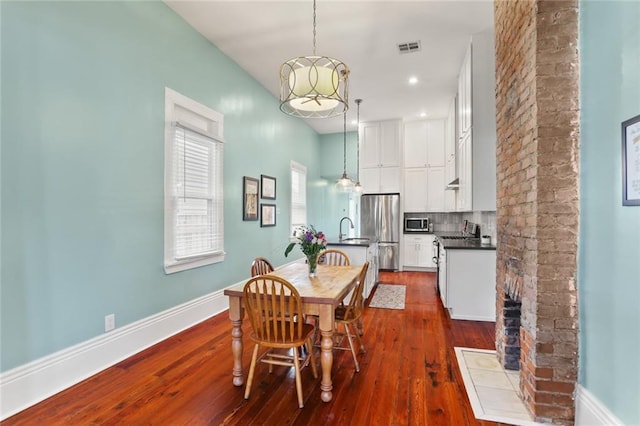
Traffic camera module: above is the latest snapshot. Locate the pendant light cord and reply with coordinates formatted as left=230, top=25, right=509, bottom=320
left=343, top=111, right=347, bottom=174
left=356, top=99, right=361, bottom=182
left=312, top=0, right=317, bottom=56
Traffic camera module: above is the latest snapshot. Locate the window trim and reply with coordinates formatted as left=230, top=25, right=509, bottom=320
left=164, top=88, right=225, bottom=274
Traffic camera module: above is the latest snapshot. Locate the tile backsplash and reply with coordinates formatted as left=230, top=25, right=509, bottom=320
left=405, top=211, right=497, bottom=241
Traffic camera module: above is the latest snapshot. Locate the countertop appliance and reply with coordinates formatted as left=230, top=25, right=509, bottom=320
left=404, top=216, right=430, bottom=233
left=361, top=193, right=400, bottom=271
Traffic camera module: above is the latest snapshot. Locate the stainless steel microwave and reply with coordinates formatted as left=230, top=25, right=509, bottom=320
left=404, top=217, right=430, bottom=232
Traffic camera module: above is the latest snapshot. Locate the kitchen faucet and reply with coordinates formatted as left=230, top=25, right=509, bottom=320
left=339, top=216, right=355, bottom=241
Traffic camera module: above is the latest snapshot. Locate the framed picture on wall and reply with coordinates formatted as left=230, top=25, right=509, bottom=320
left=260, top=204, right=276, bottom=227
left=261, top=175, right=276, bottom=200
left=243, top=176, right=259, bottom=220
left=622, top=114, right=640, bottom=206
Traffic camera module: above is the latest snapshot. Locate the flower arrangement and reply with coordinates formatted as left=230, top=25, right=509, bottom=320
left=285, top=225, right=327, bottom=276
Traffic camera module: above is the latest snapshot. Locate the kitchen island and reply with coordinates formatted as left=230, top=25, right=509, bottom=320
left=326, top=237, right=379, bottom=299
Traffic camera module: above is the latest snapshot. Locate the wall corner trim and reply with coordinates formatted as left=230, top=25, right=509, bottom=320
left=575, top=384, right=623, bottom=426
left=0, top=284, right=232, bottom=420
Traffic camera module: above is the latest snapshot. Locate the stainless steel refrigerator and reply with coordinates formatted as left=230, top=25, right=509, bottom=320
left=360, top=193, right=400, bottom=270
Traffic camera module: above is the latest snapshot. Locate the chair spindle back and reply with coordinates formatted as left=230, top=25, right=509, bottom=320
left=251, top=257, right=274, bottom=277
left=243, top=276, right=304, bottom=344
left=342, top=262, right=370, bottom=321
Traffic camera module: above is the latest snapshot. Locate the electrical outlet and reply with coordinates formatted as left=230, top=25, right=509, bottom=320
left=105, top=314, right=115, bottom=332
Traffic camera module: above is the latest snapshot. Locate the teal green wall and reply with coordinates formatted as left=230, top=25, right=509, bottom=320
left=579, top=1, right=640, bottom=423
left=316, top=131, right=357, bottom=238
left=0, top=1, right=342, bottom=371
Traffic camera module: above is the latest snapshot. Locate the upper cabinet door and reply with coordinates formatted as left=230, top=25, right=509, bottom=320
left=359, top=167, right=380, bottom=194
left=380, top=120, right=401, bottom=167
left=360, top=122, right=381, bottom=168
left=403, top=168, right=428, bottom=211
left=404, top=120, right=445, bottom=168
left=403, top=121, right=428, bottom=168
left=425, top=120, right=445, bottom=167
left=457, top=43, right=472, bottom=138
left=379, top=167, right=401, bottom=193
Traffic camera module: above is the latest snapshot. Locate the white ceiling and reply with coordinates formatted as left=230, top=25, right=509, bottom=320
left=165, top=0, right=494, bottom=134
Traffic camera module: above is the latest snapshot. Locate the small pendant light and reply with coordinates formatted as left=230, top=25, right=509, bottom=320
left=336, top=111, right=354, bottom=192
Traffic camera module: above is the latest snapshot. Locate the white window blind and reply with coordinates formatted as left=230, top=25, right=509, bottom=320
left=164, top=88, right=224, bottom=274
left=290, top=161, right=307, bottom=236
left=171, top=125, right=223, bottom=260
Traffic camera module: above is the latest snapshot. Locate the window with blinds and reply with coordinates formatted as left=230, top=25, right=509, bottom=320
left=290, top=161, right=307, bottom=236
left=164, top=88, right=225, bottom=273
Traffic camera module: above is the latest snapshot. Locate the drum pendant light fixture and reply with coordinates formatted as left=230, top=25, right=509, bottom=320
left=336, top=111, right=354, bottom=192
left=279, top=0, right=349, bottom=118
left=353, top=99, right=364, bottom=194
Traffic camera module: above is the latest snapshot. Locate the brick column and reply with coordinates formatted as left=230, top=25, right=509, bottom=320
left=494, top=1, right=579, bottom=424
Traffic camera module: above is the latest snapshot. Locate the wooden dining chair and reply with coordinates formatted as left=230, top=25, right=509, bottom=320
left=317, top=249, right=350, bottom=266
left=242, top=275, right=318, bottom=408
left=250, top=257, right=274, bottom=277
left=333, top=262, right=369, bottom=372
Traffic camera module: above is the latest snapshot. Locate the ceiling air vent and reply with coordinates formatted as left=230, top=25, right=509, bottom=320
left=397, top=41, right=421, bottom=54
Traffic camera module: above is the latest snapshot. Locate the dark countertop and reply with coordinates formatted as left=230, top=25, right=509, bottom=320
left=434, top=232, right=496, bottom=250
left=326, top=236, right=378, bottom=247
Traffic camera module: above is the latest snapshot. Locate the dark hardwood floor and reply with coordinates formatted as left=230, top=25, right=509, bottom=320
left=2, top=271, right=503, bottom=425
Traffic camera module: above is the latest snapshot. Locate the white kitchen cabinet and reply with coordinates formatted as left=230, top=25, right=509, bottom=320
left=455, top=30, right=497, bottom=212
left=403, top=167, right=445, bottom=212
left=402, top=119, right=446, bottom=211
left=360, top=122, right=381, bottom=169
left=361, top=166, right=401, bottom=194
left=426, top=166, right=445, bottom=211
left=403, top=234, right=435, bottom=269
left=403, top=168, right=427, bottom=212
left=446, top=249, right=496, bottom=321
left=360, top=120, right=402, bottom=194
left=458, top=44, right=472, bottom=139
left=327, top=242, right=379, bottom=299
left=403, top=120, right=445, bottom=168
left=380, top=120, right=402, bottom=167
left=360, top=120, right=401, bottom=168
left=457, top=132, right=472, bottom=211
left=444, top=97, right=457, bottom=211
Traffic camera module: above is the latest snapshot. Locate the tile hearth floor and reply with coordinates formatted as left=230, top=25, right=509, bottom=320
left=454, top=347, right=543, bottom=426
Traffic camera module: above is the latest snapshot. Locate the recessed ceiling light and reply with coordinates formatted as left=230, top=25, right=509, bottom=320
left=409, top=76, right=418, bottom=85
left=420, top=112, right=428, bottom=118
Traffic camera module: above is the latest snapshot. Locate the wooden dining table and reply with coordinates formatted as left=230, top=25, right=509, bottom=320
left=223, top=261, right=363, bottom=403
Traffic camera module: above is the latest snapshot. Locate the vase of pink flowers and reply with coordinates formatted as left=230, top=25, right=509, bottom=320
left=285, top=225, right=327, bottom=277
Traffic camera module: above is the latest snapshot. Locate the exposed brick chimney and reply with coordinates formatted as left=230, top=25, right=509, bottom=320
left=494, top=0, right=579, bottom=424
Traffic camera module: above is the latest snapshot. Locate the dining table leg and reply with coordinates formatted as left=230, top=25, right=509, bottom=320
left=318, top=304, right=334, bottom=402
left=229, top=296, right=244, bottom=387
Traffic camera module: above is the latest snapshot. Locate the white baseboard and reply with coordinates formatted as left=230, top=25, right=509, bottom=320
left=575, top=384, right=623, bottom=425
left=0, top=282, right=238, bottom=420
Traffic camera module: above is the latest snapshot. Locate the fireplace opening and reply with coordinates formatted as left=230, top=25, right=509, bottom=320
left=497, top=256, right=523, bottom=371
left=501, top=294, right=521, bottom=370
